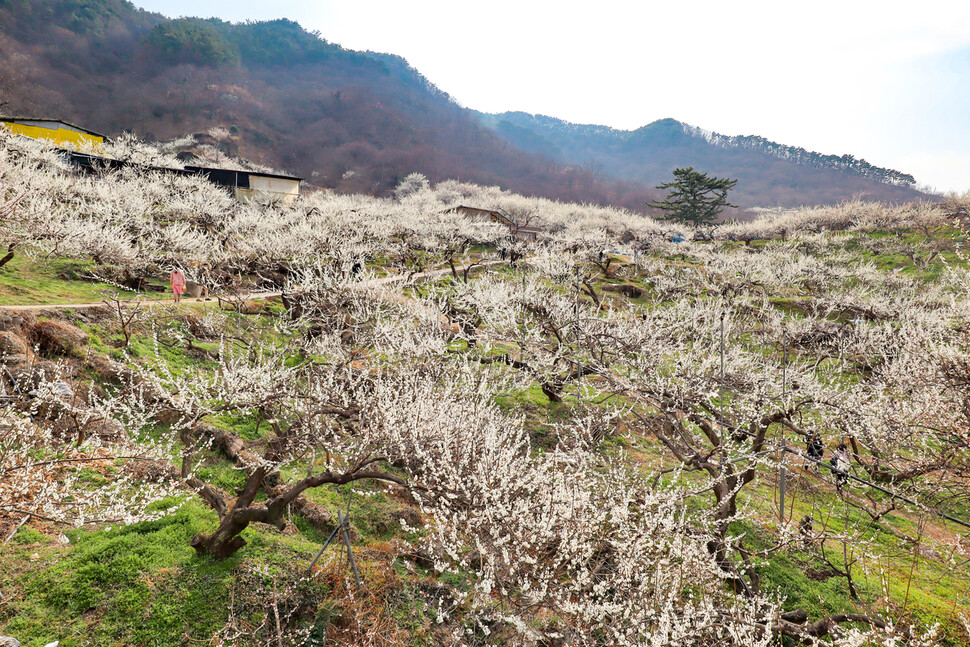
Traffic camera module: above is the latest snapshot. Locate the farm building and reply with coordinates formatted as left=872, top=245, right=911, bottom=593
left=513, top=225, right=542, bottom=242
left=447, top=205, right=543, bottom=241
left=58, top=151, right=302, bottom=203
left=0, top=116, right=106, bottom=148
left=1, top=117, right=301, bottom=202
left=185, top=166, right=302, bottom=203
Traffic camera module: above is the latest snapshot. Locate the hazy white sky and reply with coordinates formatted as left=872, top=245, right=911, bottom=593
left=131, top=0, right=970, bottom=192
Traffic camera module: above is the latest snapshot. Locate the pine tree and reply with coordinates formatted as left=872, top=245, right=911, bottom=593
left=649, top=167, right=738, bottom=226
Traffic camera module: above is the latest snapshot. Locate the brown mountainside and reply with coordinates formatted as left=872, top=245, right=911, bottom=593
left=0, top=0, right=658, bottom=210
left=0, top=0, right=928, bottom=209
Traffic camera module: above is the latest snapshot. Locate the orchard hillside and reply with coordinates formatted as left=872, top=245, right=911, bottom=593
left=0, top=127, right=968, bottom=645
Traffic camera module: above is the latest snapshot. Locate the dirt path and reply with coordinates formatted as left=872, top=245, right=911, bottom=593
left=0, top=260, right=506, bottom=312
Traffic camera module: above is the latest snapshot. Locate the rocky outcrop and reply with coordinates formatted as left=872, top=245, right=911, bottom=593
left=601, top=283, right=644, bottom=298
left=0, top=312, right=25, bottom=332
left=29, top=320, right=89, bottom=356
left=0, top=331, right=31, bottom=366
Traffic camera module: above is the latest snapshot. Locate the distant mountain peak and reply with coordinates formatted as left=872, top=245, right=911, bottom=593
left=479, top=112, right=924, bottom=206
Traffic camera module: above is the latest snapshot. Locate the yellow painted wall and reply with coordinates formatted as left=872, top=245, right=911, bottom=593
left=0, top=121, right=104, bottom=147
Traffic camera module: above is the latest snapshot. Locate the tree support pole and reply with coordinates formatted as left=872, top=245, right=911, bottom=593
left=340, top=510, right=362, bottom=589
left=779, top=438, right=787, bottom=523
left=305, top=524, right=343, bottom=576
left=305, top=510, right=362, bottom=589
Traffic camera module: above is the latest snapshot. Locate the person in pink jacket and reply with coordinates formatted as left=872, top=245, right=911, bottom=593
left=170, top=267, right=186, bottom=303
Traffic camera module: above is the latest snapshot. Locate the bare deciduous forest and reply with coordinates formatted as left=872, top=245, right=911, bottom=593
left=0, top=0, right=660, bottom=210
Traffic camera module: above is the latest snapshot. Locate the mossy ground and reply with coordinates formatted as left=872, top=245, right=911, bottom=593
left=0, top=255, right=168, bottom=306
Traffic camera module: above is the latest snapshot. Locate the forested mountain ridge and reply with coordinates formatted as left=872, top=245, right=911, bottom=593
left=695, top=128, right=916, bottom=186
left=0, top=0, right=657, bottom=208
left=479, top=112, right=928, bottom=206
left=0, top=0, right=929, bottom=208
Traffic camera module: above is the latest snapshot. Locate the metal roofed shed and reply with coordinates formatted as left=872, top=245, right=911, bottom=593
left=60, top=153, right=302, bottom=204
left=184, top=165, right=303, bottom=203
left=513, top=225, right=543, bottom=242
left=4, top=121, right=303, bottom=203
left=61, top=150, right=128, bottom=173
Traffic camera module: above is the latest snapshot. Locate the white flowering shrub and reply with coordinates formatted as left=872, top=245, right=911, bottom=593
left=0, top=129, right=964, bottom=645
left=0, top=362, right=184, bottom=527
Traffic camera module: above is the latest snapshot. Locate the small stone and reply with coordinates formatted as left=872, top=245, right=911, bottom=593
left=50, top=381, right=75, bottom=399
left=0, top=331, right=30, bottom=365
left=28, top=552, right=40, bottom=561
left=392, top=507, right=423, bottom=528
left=0, top=636, right=21, bottom=647
left=57, top=534, right=70, bottom=544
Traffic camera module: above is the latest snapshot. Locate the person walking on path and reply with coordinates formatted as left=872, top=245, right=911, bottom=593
left=169, top=267, right=186, bottom=303
left=197, top=263, right=212, bottom=301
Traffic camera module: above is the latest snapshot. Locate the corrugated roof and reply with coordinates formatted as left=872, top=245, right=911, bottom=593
left=61, top=151, right=303, bottom=195
left=185, top=165, right=303, bottom=182
left=0, top=116, right=108, bottom=139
